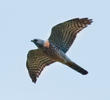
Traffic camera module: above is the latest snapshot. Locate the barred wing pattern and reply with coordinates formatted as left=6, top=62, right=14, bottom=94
left=26, top=49, right=55, bottom=83
left=49, top=18, right=92, bottom=53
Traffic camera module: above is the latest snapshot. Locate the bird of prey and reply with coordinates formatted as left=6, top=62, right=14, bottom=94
left=26, top=18, right=92, bottom=83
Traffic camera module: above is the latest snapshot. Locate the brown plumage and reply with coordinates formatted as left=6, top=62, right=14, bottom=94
left=26, top=18, right=92, bottom=83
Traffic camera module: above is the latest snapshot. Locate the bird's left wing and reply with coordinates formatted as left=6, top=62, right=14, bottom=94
left=49, top=18, right=92, bottom=53
left=26, top=49, right=55, bottom=83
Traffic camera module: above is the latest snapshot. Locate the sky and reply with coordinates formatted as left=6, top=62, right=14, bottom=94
left=0, top=0, right=110, bottom=100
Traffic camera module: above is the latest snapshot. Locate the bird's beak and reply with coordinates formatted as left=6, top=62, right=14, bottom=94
left=31, top=40, right=34, bottom=42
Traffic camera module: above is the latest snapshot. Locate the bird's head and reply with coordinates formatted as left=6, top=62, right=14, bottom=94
left=31, top=39, right=45, bottom=48
left=31, top=39, right=50, bottom=48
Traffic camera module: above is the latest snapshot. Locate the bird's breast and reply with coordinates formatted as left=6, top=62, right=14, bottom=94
left=42, top=44, right=64, bottom=62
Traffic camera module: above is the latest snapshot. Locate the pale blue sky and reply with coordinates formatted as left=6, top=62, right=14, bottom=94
left=0, top=0, right=110, bottom=100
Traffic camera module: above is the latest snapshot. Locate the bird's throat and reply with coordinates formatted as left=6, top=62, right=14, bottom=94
left=44, top=40, right=50, bottom=48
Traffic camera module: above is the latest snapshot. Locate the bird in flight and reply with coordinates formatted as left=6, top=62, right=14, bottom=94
left=26, top=18, right=92, bottom=83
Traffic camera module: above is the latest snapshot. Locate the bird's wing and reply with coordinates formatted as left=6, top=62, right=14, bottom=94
left=49, top=18, right=92, bottom=53
left=26, top=49, right=55, bottom=83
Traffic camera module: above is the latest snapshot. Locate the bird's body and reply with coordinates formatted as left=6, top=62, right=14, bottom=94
left=42, top=42, right=69, bottom=63
left=26, top=18, right=93, bottom=83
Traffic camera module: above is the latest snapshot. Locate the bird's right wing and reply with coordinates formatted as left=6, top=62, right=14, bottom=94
left=26, top=49, right=55, bottom=83
left=49, top=18, right=92, bottom=53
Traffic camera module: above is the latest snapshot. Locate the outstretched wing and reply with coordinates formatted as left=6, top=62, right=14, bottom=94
left=26, top=49, right=55, bottom=83
left=49, top=18, right=92, bottom=53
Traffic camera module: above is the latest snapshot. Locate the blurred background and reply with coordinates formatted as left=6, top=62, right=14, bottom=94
left=0, top=0, right=110, bottom=100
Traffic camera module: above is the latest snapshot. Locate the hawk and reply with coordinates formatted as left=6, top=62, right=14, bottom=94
left=26, top=18, right=92, bottom=83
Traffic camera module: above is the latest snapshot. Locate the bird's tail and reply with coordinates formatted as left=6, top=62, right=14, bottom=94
left=66, top=61, right=88, bottom=75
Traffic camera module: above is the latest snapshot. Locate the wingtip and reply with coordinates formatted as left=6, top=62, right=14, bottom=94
left=88, top=18, right=93, bottom=24
left=32, top=78, right=37, bottom=83
left=29, top=72, right=37, bottom=83
left=80, top=18, right=93, bottom=25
